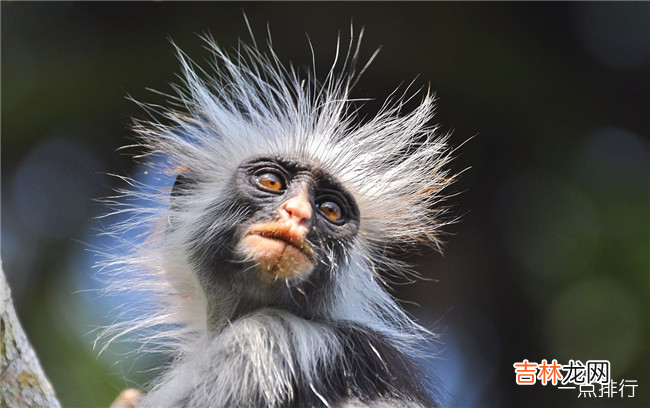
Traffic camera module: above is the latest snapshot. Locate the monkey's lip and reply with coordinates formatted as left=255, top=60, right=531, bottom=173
left=245, top=223, right=314, bottom=261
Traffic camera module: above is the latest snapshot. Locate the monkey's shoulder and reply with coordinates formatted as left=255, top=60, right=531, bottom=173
left=291, top=322, right=438, bottom=408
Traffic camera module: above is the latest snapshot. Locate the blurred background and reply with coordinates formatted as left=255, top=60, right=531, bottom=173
left=2, top=2, right=648, bottom=407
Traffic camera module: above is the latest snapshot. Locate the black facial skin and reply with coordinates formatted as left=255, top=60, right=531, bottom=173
left=175, top=156, right=361, bottom=325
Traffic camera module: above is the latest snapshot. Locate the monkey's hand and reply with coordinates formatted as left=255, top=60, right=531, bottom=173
left=109, top=388, right=143, bottom=408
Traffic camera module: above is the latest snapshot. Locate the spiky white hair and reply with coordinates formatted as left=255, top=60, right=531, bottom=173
left=99, top=29, right=454, bottom=406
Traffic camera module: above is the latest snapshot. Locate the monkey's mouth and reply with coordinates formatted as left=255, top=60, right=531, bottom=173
left=253, top=230, right=314, bottom=259
left=241, top=223, right=315, bottom=279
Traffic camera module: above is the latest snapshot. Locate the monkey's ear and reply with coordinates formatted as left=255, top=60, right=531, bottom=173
left=171, top=167, right=196, bottom=199
left=169, top=171, right=197, bottom=215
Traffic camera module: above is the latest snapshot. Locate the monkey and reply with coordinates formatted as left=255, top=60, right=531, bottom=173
left=100, top=28, right=456, bottom=408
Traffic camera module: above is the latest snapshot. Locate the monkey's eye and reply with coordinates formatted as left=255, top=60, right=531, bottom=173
left=256, top=172, right=285, bottom=192
left=317, top=200, right=343, bottom=223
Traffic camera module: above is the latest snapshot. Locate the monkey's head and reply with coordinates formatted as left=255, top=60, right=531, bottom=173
left=110, top=35, right=455, bottom=338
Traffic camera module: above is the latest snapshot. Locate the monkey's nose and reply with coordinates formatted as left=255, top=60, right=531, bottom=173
left=279, top=194, right=312, bottom=230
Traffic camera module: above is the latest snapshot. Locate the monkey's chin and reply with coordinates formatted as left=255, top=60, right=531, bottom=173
left=240, top=234, right=314, bottom=280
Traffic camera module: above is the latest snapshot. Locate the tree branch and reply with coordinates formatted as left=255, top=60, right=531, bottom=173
left=1, top=260, right=62, bottom=408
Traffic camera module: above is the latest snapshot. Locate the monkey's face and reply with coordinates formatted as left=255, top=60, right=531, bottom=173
left=184, top=155, right=360, bottom=319
left=233, top=156, right=361, bottom=280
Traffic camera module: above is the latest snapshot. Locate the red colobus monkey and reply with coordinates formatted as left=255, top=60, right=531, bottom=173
left=101, top=28, right=456, bottom=408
